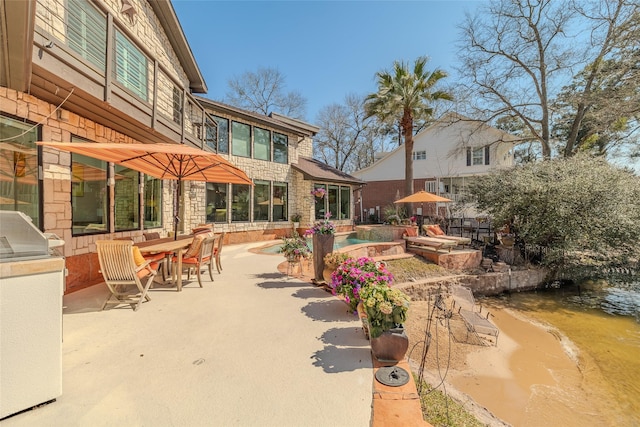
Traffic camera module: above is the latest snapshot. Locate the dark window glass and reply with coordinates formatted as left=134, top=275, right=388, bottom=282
left=328, top=185, right=338, bottom=220
left=273, top=132, right=288, bottom=164
left=340, top=186, right=350, bottom=219
left=114, top=165, right=139, bottom=231
left=206, top=182, right=227, bottom=223
left=143, top=175, right=162, bottom=228
left=214, top=116, right=229, bottom=154
left=231, top=184, right=250, bottom=221
left=313, top=183, right=327, bottom=220
left=0, top=115, right=40, bottom=226
left=273, top=182, right=287, bottom=221
left=71, top=151, right=108, bottom=235
left=253, top=180, right=270, bottom=221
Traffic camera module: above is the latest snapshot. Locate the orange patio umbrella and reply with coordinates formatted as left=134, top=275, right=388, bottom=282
left=394, top=190, right=451, bottom=204
left=37, top=142, right=253, bottom=239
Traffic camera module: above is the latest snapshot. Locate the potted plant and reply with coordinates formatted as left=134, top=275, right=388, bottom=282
left=359, top=283, right=411, bottom=362
left=279, top=233, right=311, bottom=262
left=305, top=212, right=336, bottom=282
left=386, top=214, right=401, bottom=225
left=311, top=187, right=326, bottom=199
left=290, top=213, right=302, bottom=229
left=329, top=257, right=394, bottom=313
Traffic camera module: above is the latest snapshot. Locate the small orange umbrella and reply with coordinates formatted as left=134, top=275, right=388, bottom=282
left=394, top=190, right=451, bottom=204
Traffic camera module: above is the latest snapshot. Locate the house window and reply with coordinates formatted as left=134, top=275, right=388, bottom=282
left=204, top=116, right=217, bottom=152
left=231, top=183, right=250, bottom=221
left=340, top=186, right=350, bottom=219
left=328, top=185, right=339, bottom=220
left=467, top=146, right=490, bottom=166
left=71, top=146, right=108, bottom=235
left=412, top=150, right=426, bottom=160
left=143, top=175, right=162, bottom=228
left=314, top=183, right=327, bottom=220
left=114, top=29, right=148, bottom=101
left=231, top=122, right=250, bottom=157
left=157, top=71, right=182, bottom=125
left=273, top=132, right=288, bottom=164
left=0, top=115, right=40, bottom=227
left=205, top=182, right=227, bottom=223
left=67, top=0, right=106, bottom=70
left=214, top=116, right=229, bottom=154
left=254, top=127, right=271, bottom=161
left=425, top=181, right=437, bottom=193
left=114, top=165, right=139, bottom=231
left=253, top=180, right=270, bottom=221
left=272, top=182, right=287, bottom=221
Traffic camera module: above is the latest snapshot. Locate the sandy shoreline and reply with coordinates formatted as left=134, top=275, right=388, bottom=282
left=405, top=298, right=620, bottom=426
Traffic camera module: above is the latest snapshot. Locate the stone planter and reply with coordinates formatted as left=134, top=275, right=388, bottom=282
left=312, top=234, right=334, bottom=282
left=370, top=327, right=409, bottom=363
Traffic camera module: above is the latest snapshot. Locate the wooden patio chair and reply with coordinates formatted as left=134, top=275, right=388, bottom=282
left=96, top=240, right=159, bottom=311
left=173, top=234, right=218, bottom=288
left=214, top=232, right=225, bottom=273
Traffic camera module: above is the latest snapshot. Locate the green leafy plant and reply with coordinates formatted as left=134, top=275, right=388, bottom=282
left=323, top=252, right=349, bottom=270
left=359, top=284, right=410, bottom=338
left=290, top=213, right=302, bottom=222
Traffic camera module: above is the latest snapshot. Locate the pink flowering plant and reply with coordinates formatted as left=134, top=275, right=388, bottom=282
left=305, top=212, right=336, bottom=236
left=329, top=256, right=394, bottom=313
left=311, top=187, right=326, bottom=199
left=359, top=284, right=410, bottom=338
left=279, top=233, right=311, bottom=260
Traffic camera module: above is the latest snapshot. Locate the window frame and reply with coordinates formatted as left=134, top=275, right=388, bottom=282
left=273, top=132, right=288, bottom=164
left=231, top=121, right=251, bottom=158
left=253, top=127, right=271, bottom=161
left=71, top=137, right=109, bottom=236
left=67, top=0, right=107, bottom=71
left=113, top=28, right=149, bottom=102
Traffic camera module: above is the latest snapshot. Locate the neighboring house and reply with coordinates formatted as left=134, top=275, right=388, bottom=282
left=0, top=0, right=360, bottom=293
left=351, top=113, right=519, bottom=220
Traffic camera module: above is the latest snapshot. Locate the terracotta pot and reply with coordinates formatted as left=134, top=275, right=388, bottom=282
left=322, top=267, right=334, bottom=284
left=357, top=301, right=370, bottom=340
left=370, top=327, right=409, bottom=363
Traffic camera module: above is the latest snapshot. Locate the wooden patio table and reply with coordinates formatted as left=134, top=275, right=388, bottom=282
left=136, top=235, right=193, bottom=292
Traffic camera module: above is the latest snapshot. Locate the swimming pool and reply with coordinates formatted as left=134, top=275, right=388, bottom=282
left=259, top=233, right=380, bottom=255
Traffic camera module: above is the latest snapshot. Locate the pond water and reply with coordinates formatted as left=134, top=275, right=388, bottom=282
left=495, top=280, right=640, bottom=425
left=259, top=233, right=380, bottom=255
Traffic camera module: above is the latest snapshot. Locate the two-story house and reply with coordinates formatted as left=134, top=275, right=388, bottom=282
left=1, top=0, right=360, bottom=293
left=351, top=113, right=519, bottom=221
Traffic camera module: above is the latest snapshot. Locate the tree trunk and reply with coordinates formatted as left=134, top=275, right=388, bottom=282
left=402, top=111, right=414, bottom=213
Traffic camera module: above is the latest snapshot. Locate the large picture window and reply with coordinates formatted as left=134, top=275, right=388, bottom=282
left=143, top=175, right=162, bottom=228
left=254, top=128, right=270, bottom=161
left=253, top=180, right=270, bottom=221
left=273, top=132, right=288, bottom=164
left=72, top=150, right=108, bottom=235
left=0, top=115, right=40, bottom=227
left=231, top=184, right=250, bottom=222
left=231, top=122, right=250, bottom=157
left=114, top=29, right=148, bottom=101
left=68, top=0, right=106, bottom=70
left=272, top=182, right=287, bottom=221
left=314, top=183, right=327, bottom=220
left=114, top=166, right=139, bottom=231
left=206, top=182, right=227, bottom=223
left=314, top=183, right=350, bottom=220
left=328, top=185, right=339, bottom=220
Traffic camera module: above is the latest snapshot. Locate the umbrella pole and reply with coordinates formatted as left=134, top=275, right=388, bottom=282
left=174, top=180, right=181, bottom=240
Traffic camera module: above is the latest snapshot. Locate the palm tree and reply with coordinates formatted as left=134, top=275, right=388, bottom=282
left=365, top=57, right=452, bottom=206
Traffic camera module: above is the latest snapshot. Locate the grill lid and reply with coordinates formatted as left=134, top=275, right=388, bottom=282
left=0, top=211, right=49, bottom=261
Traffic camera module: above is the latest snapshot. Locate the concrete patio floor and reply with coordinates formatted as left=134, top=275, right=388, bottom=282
left=2, top=241, right=373, bottom=427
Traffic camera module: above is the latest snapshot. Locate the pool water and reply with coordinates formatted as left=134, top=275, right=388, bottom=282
left=260, top=233, right=378, bottom=254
